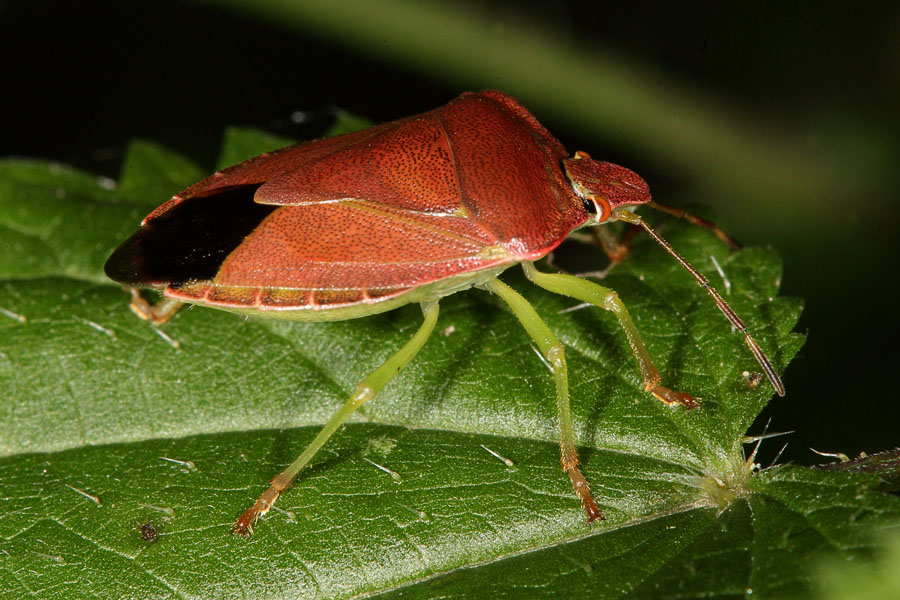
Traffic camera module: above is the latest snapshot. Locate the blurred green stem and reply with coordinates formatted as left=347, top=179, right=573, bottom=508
left=209, top=0, right=848, bottom=221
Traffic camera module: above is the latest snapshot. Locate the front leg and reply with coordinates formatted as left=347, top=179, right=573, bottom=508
left=522, top=262, right=696, bottom=409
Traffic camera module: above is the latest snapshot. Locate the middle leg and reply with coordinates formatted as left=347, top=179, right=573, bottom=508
left=481, top=277, right=602, bottom=522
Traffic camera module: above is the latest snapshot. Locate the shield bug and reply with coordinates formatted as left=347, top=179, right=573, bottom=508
left=104, top=90, right=784, bottom=536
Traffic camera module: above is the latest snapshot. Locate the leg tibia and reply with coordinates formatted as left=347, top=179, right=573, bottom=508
left=522, top=262, right=695, bottom=409
left=232, top=301, right=440, bottom=536
left=480, top=277, right=601, bottom=523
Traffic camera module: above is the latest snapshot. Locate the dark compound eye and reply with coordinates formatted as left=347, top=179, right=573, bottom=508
left=581, top=197, right=597, bottom=214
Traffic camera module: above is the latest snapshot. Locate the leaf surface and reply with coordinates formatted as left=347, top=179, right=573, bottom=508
left=1, top=130, right=895, bottom=600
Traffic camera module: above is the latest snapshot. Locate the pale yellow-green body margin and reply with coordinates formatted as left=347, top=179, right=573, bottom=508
left=163, top=264, right=513, bottom=323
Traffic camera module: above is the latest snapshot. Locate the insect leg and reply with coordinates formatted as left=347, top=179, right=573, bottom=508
left=481, top=277, right=602, bottom=523
left=232, top=301, right=440, bottom=536
left=591, top=223, right=639, bottom=264
left=127, top=288, right=184, bottom=325
left=560, top=226, right=637, bottom=267
left=615, top=210, right=785, bottom=396
left=522, top=262, right=697, bottom=409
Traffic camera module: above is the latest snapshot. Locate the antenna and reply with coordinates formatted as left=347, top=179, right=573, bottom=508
left=614, top=209, right=785, bottom=396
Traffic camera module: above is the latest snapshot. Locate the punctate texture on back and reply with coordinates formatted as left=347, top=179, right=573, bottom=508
left=104, top=91, right=592, bottom=315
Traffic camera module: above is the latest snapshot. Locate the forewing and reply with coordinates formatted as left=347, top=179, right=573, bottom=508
left=255, top=116, right=461, bottom=214
left=141, top=121, right=395, bottom=224
left=159, top=199, right=510, bottom=312
left=143, top=114, right=462, bottom=226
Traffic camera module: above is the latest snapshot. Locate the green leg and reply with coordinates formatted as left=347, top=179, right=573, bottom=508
left=233, top=301, right=440, bottom=536
left=481, top=277, right=602, bottom=522
left=522, top=262, right=696, bottom=409
left=613, top=209, right=784, bottom=396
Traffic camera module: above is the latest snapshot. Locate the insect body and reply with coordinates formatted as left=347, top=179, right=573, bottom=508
left=104, top=90, right=783, bottom=536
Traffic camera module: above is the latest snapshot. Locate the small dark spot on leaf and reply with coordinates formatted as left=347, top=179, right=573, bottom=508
left=140, top=522, right=158, bottom=542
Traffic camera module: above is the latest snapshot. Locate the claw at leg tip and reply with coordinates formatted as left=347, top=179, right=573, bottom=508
left=586, top=505, right=605, bottom=523
left=231, top=511, right=257, bottom=537
left=651, top=385, right=699, bottom=410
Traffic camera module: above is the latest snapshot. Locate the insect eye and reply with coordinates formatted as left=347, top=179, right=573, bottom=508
left=580, top=195, right=611, bottom=221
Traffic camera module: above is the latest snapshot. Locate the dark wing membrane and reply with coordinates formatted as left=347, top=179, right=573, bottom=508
left=104, top=185, right=275, bottom=286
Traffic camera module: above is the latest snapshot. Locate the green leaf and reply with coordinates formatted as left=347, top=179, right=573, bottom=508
left=214, top=114, right=369, bottom=170
left=216, top=127, right=298, bottom=170
left=815, top=528, right=900, bottom=600
left=0, top=129, right=896, bottom=600
left=117, top=140, right=206, bottom=207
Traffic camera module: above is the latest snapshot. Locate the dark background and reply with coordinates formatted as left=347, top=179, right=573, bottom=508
left=3, top=0, right=898, bottom=465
